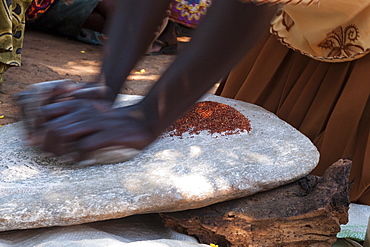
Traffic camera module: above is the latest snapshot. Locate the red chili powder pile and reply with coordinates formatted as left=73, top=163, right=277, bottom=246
left=165, top=101, right=251, bottom=137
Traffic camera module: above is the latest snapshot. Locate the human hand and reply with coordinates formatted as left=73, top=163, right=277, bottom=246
left=16, top=79, right=114, bottom=145
left=35, top=99, right=155, bottom=165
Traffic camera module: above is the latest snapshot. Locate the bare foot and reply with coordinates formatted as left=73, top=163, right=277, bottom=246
left=148, top=20, right=178, bottom=55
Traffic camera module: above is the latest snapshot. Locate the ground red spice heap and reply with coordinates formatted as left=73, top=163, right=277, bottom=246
left=166, top=101, right=251, bottom=137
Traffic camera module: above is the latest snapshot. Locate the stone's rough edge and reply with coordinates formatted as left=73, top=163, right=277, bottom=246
left=0, top=94, right=320, bottom=231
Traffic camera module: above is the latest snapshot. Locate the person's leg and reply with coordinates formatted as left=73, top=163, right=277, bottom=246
left=148, top=0, right=214, bottom=55
left=100, top=0, right=174, bottom=97
left=27, top=0, right=101, bottom=38
left=94, top=0, right=116, bottom=18
left=148, top=20, right=178, bottom=55
left=82, top=11, right=106, bottom=33
left=82, top=0, right=116, bottom=33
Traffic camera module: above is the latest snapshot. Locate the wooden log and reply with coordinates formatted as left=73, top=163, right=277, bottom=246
left=161, top=159, right=351, bottom=247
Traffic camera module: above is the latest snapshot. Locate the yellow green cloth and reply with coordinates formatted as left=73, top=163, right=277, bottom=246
left=0, top=0, right=32, bottom=85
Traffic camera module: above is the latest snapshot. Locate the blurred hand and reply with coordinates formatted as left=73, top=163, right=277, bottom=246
left=37, top=98, right=156, bottom=163
left=16, top=79, right=114, bottom=145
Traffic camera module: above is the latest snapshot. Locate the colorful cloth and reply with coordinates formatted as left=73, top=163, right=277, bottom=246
left=26, top=0, right=100, bottom=38
left=239, top=0, right=319, bottom=5
left=26, top=0, right=55, bottom=21
left=170, top=0, right=213, bottom=28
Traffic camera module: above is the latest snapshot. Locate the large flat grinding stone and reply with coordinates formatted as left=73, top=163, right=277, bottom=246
left=0, top=94, right=319, bottom=231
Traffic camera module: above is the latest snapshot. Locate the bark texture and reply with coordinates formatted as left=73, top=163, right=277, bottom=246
left=161, top=159, right=352, bottom=247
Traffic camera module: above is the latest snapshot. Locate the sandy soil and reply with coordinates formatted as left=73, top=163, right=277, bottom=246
left=0, top=29, right=178, bottom=126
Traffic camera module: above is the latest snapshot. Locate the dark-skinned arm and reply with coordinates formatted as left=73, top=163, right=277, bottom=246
left=99, top=0, right=173, bottom=101
left=37, top=0, right=277, bottom=161
left=138, top=0, right=277, bottom=138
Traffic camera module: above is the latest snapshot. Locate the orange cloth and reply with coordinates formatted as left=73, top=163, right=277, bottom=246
left=26, top=0, right=55, bottom=21
left=218, top=1, right=370, bottom=205
left=218, top=31, right=370, bottom=205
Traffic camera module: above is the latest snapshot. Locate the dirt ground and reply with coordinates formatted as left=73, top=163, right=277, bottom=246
left=0, top=29, right=191, bottom=126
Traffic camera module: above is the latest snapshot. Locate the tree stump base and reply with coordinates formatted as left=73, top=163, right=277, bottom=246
left=161, top=159, right=351, bottom=247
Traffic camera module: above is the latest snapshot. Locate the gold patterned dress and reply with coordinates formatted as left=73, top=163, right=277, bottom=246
left=217, top=0, right=370, bottom=204
left=0, top=0, right=32, bottom=85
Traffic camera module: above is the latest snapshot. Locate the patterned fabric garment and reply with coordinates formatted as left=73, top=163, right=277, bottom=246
left=25, top=0, right=100, bottom=39
left=271, top=0, right=370, bottom=62
left=218, top=31, right=370, bottom=204
left=26, top=0, right=55, bottom=21
left=170, top=0, right=213, bottom=28
left=217, top=1, right=370, bottom=204
left=239, top=0, right=319, bottom=5
left=0, top=0, right=32, bottom=84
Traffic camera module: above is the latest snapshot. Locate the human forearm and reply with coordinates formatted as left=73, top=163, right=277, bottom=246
left=99, top=0, right=173, bottom=100
left=140, top=0, right=277, bottom=136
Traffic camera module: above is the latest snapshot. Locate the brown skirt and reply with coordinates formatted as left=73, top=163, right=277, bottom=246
left=217, top=32, right=370, bottom=205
